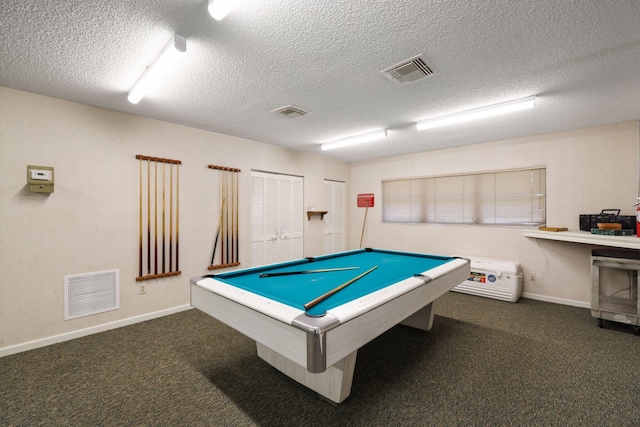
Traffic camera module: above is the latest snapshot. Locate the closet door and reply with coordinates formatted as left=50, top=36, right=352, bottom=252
left=277, top=175, right=303, bottom=261
left=251, top=171, right=303, bottom=266
left=323, top=180, right=345, bottom=254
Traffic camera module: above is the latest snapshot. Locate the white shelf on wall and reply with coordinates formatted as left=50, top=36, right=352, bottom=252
left=307, top=210, right=328, bottom=221
left=523, top=229, right=640, bottom=250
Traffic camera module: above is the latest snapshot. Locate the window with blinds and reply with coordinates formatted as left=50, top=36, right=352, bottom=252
left=382, top=168, right=545, bottom=226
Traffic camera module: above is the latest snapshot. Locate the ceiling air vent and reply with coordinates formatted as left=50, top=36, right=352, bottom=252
left=380, top=55, right=433, bottom=86
left=271, top=105, right=310, bottom=118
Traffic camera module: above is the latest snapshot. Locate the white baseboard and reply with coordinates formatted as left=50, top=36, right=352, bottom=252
left=0, top=305, right=193, bottom=358
left=1, top=295, right=590, bottom=358
left=522, top=292, right=590, bottom=309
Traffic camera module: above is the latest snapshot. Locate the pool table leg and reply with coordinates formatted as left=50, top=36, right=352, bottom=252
left=256, top=342, right=357, bottom=404
left=400, top=301, right=436, bottom=331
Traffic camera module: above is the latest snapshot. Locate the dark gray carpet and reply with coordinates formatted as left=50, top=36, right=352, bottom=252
left=2, top=292, right=639, bottom=426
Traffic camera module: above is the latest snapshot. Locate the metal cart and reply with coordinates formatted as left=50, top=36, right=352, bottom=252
left=591, top=249, right=640, bottom=334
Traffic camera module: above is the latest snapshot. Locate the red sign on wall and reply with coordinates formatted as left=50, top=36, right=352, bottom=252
left=357, top=193, right=375, bottom=207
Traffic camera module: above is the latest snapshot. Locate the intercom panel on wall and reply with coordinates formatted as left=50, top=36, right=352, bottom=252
left=26, top=165, right=54, bottom=193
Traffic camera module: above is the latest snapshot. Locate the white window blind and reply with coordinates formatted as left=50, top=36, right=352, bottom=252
left=382, top=168, right=545, bottom=227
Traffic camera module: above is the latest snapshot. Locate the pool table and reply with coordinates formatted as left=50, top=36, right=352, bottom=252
left=190, top=248, right=469, bottom=403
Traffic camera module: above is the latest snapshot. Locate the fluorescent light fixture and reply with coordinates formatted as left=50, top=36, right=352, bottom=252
left=127, top=34, right=187, bottom=104
left=208, top=0, right=245, bottom=20
left=321, top=129, right=388, bottom=151
left=416, top=96, right=536, bottom=131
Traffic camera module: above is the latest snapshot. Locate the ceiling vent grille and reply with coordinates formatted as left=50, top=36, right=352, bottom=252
left=271, top=105, right=310, bottom=118
left=381, top=55, right=433, bottom=85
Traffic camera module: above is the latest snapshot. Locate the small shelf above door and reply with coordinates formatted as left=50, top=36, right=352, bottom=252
left=307, top=210, right=328, bottom=220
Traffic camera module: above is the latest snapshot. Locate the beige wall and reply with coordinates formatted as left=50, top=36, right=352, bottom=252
left=0, top=86, right=349, bottom=353
left=2, top=84, right=638, bottom=355
left=350, top=121, right=639, bottom=306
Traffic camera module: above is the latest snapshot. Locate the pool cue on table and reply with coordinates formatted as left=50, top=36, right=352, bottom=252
left=139, top=158, right=143, bottom=277
left=303, top=265, right=378, bottom=311
left=359, top=202, right=369, bottom=249
left=259, top=267, right=359, bottom=278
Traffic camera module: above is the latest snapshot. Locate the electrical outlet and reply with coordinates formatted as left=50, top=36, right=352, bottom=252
left=140, top=285, right=146, bottom=294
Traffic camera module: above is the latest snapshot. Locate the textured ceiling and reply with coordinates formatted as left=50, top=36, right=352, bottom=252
left=1, top=0, right=640, bottom=162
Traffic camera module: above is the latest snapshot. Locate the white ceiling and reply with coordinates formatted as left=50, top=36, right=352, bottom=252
left=2, top=0, right=640, bottom=162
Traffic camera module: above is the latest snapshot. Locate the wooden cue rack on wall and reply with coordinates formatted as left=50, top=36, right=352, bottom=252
left=136, top=155, right=182, bottom=281
left=208, top=164, right=241, bottom=270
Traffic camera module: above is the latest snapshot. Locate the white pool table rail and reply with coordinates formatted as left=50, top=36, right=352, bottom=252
left=190, top=256, right=470, bottom=403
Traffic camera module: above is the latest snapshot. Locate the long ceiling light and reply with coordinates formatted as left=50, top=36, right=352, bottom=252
left=208, top=0, right=245, bottom=20
left=321, top=129, right=388, bottom=151
left=415, top=96, right=536, bottom=131
left=127, top=35, right=187, bottom=104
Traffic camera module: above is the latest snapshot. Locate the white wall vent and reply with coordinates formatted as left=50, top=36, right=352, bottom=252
left=380, top=55, right=434, bottom=85
left=271, top=105, right=311, bottom=118
left=64, top=269, right=119, bottom=320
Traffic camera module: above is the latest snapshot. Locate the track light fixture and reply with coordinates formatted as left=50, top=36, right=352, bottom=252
left=321, top=130, right=388, bottom=151
left=208, top=0, right=245, bottom=20
left=416, top=96, right=536, bottom=131
left=128, top=34, right=187, bottom=104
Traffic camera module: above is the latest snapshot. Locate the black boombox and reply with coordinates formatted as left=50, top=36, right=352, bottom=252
left=579, top=209, right=635, bottom=231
